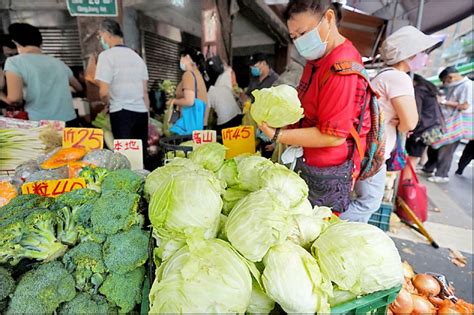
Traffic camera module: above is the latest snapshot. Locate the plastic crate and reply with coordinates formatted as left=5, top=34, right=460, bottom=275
left=331, top=285, right=401, bottom=314
left=368, top=202, right=393, bottom=232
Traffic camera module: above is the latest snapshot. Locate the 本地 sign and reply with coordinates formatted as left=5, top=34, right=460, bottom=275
left=63, top=127, right=104, bottom=151
left=22, top=178, right=86, bottom=198
left=67, top=0, right=118, bottom=17
left=222, top=125, right=255, bottom=159
left=113, top=139, right=143, bottom=170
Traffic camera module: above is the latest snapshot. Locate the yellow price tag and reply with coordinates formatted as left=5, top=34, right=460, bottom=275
left=63, top=127, right=103, bottom=150
left=21, top=178, right=86, bottom=198
left=222, top=125, right=255, bottom=159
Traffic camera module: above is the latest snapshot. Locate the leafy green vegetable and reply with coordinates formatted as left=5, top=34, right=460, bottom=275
left=215, top=159, right=239, bottom=188
left=262, top=241, right=332, bottom=314
left=149, top=239, right=252, bottom=313
left=235, top=155, right=273, bottom=191
left=101, top=168, right=144, bottom=194
left=222, top=187, right=250, bottom=215
left=58, top=292, right=111, bottom=315
left=250, top=85, right=304, bottom=128
left=226, top=189, right=290, bottom=262
left=312, top=221, right=404, bottom=296
left=247, top=281, right=275, bottom=314
left=79, top=166, right=109, bottom=192
left=287, top=205, right=332, bottom=249
left=189, top=142, right=227, bottom=172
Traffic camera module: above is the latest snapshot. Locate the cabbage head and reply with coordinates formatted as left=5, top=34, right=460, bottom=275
left=250, top=85, right=304, bottom=128
left=190, top=142, right=227, bottom=172
left=235, top=156, right=273, bottom=191
left=226, top=189, right=290, bottom=262
left=222, top=188, right=250, bottom=215
left=215, top=159, right=238, bottom=187
left=149, top=238, right=252, bottom=313
left=312, top=222, right=404, bottom=296
left=247, top=281, right=275, bottom=314
left=148, top=171, right=223, bottom=241
left=262, top=241, right=332, bottom=314
left=287, top=205, right=332, bottom=249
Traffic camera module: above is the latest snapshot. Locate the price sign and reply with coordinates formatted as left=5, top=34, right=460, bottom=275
left=63, top=128, right=103, bottom=150
left=113, top=139, right=143, bottom=170
left=22, top=178, right=86, bottom=198
left=192, top=130, right=217, bottom=147
left=222, top=125, right=255, bottom=159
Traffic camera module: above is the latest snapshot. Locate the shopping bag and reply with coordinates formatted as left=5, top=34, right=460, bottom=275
left=169, top=99, right=205, bottom=135
left=432, top=111, right=465, bottom=149
left=396, top=162, right=428, bottom=223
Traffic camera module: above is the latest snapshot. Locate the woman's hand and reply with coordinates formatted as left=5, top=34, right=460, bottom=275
left=259, top=122, right=276, bottom=140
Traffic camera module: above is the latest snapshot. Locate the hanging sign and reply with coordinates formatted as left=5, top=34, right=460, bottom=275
left=192, top=130, right=217, bottom=147
left=67, top=0, right=118, bottom=17
left=22, top=178, right=86, bottom=198
left=63, top=127, right=104, bottom=150
left=113, top=139, right=143, bottom=170
left=222, top=125, right=255, bottom=159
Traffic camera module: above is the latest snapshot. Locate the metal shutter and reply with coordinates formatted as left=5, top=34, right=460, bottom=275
left=39, top=27, right=82, bottom=67
left=142, top=31, right=181, bottom=90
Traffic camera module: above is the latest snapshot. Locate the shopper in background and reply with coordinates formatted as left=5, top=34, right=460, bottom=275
left=456, top=140, right=473, bottom=176
left=422, top=66, right=473, bottom=182
left=243, top=53, right=279, bottom=103
left=95, top=19, right=150, bottom=149
left=0, top=23, right=82, bottom=125
left=343, top=26, right=439, bottom=222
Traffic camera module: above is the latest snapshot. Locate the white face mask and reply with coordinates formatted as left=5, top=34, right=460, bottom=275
left=293, top=17, right=330, bottom=61
left=179, top=61, right=186, bottom=71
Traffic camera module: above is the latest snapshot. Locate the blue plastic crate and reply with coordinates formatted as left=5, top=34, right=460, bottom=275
left=368, top=202, right=393, bottom=231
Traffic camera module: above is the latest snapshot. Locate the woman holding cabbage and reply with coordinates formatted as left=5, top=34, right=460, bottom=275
left=259, top=0, right=372, bottom=212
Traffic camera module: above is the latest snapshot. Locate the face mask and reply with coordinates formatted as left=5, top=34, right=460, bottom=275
left=407, top=52, right=428, bottom=72
left=180, top=61, right=186, bottom=71
left=251, top=66, right=261, bottom=77
left=294, top=17, right=330, bottom=60
left=100, top=37, right=109, bottom=50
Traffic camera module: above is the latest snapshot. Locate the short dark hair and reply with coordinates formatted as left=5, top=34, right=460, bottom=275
left=414, top=74, right=438, bottom=97
left=439, top=66, right=459, bottom=81
left=179, top=47, right=208, bottom=77
left=100, top=19, right=123, bottom=38
left=249, top=53, right=269, bottom=66
left=283, top=0, right=343, bottom=26
left=8, top=23, right=42, bottom=47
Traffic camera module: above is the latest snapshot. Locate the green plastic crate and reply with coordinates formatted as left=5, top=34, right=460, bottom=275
left=368, top=202, right=393, bottom=232
left=330, top=285, right=401, bottom=314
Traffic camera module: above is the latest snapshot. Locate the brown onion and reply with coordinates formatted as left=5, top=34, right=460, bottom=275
left=402, top=261, right=415, bottom=279
left=412, top=274, right=441, bottom=297
left=428, top=295, right=444, bottom=307
left=390, top=288, right=414, bottom=314
left=411, top=294, right=436, bottom=315
left=437, top=300, right=462, bottom=315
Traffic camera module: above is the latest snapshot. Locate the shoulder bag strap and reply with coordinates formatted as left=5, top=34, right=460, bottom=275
left=190, top=71, right=198, bottom=98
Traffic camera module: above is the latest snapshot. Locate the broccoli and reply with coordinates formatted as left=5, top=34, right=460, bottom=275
left=91, top=190, right=142, bottom=235
left=0, top=194, right=54, bottom=221
left=58, top=292, right=112, bottom=314
left=79, top=166, right=109, bottom=192
left=56, top=188, right=100, bottom=208
left=103, top=226, right=149, bottom=274
left=63, top=241, right=107, bottom=293
left=101, top=168, right=144, bottom=194
left=7, top=261, right=76, bottom=314
left=0, top=267, right=15, bottom=312
left=99, top=266, right=145, bottom=313
left=0, top=208, right=68, bottom=265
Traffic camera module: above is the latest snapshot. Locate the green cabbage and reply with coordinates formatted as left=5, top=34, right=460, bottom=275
left=165, top=140, right=193, bottom=160
left=250, top=85, right=304, bottom=128
left=222, top=188, right=251, bottom=215
left=148, top=171, right=223, bottom=242
left=287, top=206, right=332, bottom=249
left=235, top=156, right=273, bottom=191
left=226, top=189, right=290, bottom=262
left=247, top=281, right=275, bottom=314
left=215, top=159, right=239, bottom=188
left=149, top=238, right=252, bottom=313
left=312, top=222, right=404, bottom=296
left=190, top=142, right=227, bottom=172
left=262, top=241, right=332, bottom=313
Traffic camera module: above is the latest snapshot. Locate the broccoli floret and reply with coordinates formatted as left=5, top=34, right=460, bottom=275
left=59, top=292, right=112, bottom=314
left=0, top=266, right=15, bottom=311
left=7, top=261, right=76, bottom=314
left=79, top=166, right=109, bottom=192
left=56, top=188, right=100, bottom=208
left=63, top=241, right=106, bottom=293
left=99, top=266, right=145, bottom=313
left=91, top=190, right=141, bottom=235
left=0, top=208, right=68, bottom=265
left=103, top=226, right=149, bottom=274
left=0, top=194, right=54, bottom=221
left=101, top=168, right=144, bottom=194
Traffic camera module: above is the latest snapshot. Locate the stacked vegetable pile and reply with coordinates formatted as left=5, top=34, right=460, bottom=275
left=0, top=166, right=150, bottom=314
left=145, top=142, right=404, bottom=313
left=389, top=262, right=473, bottom=314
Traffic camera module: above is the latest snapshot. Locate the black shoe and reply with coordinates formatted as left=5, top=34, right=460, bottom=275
left=455, top=170, right=463, bottom=176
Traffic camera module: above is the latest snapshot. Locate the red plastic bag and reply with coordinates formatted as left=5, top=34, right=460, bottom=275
left=396, top=162, right=428, bottom=223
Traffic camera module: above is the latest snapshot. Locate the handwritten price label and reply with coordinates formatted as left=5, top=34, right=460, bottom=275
left=21, top=178, right=86, bottom=198
left=113, top=139, right=143, bottom=170
left=63, top=128, right=103, bottom=150
left=222, top=125, right=255, bottom=159
left=192, top=130, right=217, bottom=147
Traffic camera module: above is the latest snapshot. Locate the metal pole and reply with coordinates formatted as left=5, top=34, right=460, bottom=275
left=415, top=0, right=425, bottom=29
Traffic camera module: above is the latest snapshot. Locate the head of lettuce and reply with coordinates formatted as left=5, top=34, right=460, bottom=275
left=250, top=85, right=304, bottom=128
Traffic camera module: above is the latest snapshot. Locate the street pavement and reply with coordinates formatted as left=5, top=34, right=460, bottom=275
left=388, top=142, right=473, bottom=302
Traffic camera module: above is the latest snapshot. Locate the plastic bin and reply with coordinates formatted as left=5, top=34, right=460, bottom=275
left=368, top=202, right=393, bottom=232
left=331, top=285, right=401, bottom=314
left=159, top=135, right=194, bottom=164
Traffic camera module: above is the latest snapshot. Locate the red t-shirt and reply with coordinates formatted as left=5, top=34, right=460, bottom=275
left=296, top=40, right=371, bottom=175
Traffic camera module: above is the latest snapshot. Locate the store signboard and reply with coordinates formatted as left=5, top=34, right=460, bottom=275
left=113, top=139, right=143, bottom=170
left=63, top=127, right=104, bottom=151
left=222, top=125, right=255, bottom=159
left=67, top=0, right=118, bottom=17
left=22, top=178, right=86, bottom=197
left=192, top=130, right=217, bottom=147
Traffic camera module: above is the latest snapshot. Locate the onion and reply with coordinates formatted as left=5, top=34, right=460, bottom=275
left=411, top=294, right=436, bottom=315
left=428, top=295, right=444, bottom=307
left=412, top=274, right=440, bottom=297
left=437, top=300, right=462, bottom=315
left=390, top=288, right=414, bottom=314
left=403, top=279, right=417, bottom=294
left=402, top=261, right=415, bottom=279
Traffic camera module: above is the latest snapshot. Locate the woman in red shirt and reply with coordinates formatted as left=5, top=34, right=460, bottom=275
left=259, top=0, right=371, bottom=212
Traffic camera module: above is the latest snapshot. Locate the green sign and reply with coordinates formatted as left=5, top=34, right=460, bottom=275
left=67, top=0, right=118, bottom=17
